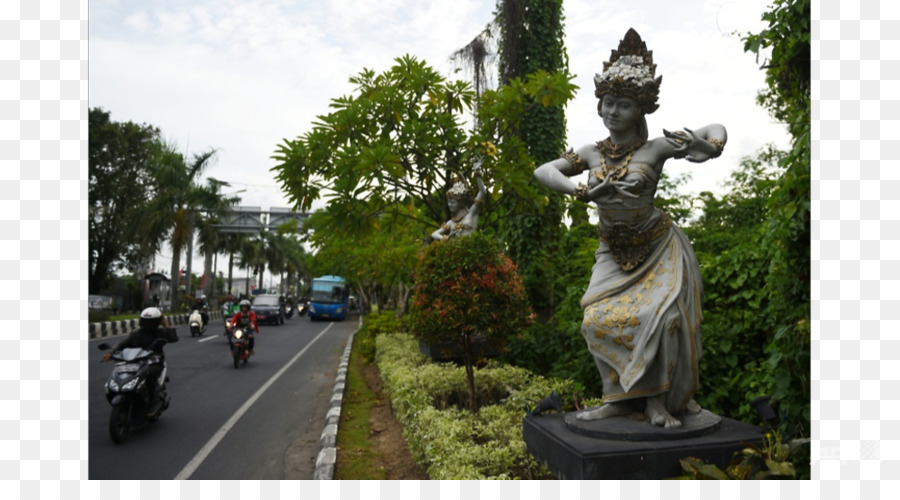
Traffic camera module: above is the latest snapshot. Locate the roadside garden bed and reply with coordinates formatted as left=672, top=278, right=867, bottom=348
left=375, top=332, right=583, bottom=480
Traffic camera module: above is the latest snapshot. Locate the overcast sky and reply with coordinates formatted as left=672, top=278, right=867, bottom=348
left=89, top=0, right=790, bottom=279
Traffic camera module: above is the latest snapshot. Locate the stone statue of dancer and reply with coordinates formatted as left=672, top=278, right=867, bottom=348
left=432, top=159, right=487, bottom=242
left=534, top=28, right=727, bottom=428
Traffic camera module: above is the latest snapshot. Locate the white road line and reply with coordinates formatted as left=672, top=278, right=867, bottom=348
left=198, top=334, right=221, bottom=343
left=173, top=322, right=335, bottom=480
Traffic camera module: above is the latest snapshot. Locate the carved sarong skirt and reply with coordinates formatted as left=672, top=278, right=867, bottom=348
left=580, top=209, right=703, bottom=414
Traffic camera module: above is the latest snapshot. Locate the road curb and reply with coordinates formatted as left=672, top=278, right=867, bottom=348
left=89, top=310, right=224, bottom=339
left=313, top=315, right=360, bottom=480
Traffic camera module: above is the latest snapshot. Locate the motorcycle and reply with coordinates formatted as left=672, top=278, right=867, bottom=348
left=284, top=300, right=295, bottom=319
left=189, top=308, right=207, bottom=337
left=98, top=339, right=170, bottom=443
left=229, top=321, right=252, bottom=369
left=297, top=299, right=309, bottom=317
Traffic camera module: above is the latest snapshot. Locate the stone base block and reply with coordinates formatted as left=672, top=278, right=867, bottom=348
left=523, top=412, right=763, bottom=479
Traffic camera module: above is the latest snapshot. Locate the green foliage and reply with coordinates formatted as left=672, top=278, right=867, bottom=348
left=334, top=332, right=383, bottom=480
left=305, top=206, right=422, bottom=315
left=409, top=232, right=533, bottom=412
left=741, top=0, right=811, bottom=438
left=363, top=310, right=407, bottom=336
left=88, top=108, right=163, bottom=294
left=271, top=54, right=576, bottom=315
left=654, top=171, right=695, bottom=226
left=501, top=220, right=603, bottom=398
left=677, top=146, right=809, bottom=433
left=676, top=430, right=810, bottom=480
left=742, top=0, right=810, bottom=142
left=88, top=310, right=112, bottom=323
left=272, top=55, right=574, bottom=233
left=358, top=310, right=407, bottom=362
left=409, top=232, right=532, bottom=346
left=145, top=144, right=221, bottom=311
left=376, top=332, right=578, bottom=479
left=494, top=0, right=571, bottom=317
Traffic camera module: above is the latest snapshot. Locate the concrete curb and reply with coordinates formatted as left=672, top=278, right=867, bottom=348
left=89, top=310, right=224, bottom=339
left=313, top=315, right=361, bottom=480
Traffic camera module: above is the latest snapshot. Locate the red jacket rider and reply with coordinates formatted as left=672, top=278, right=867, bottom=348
left=230, top=299, right=258, bottom=353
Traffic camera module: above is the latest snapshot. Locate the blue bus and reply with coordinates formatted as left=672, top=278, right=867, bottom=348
left=308, top=275, right=350, bottom=321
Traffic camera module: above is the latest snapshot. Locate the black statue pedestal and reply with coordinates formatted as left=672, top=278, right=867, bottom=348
left=523, top=410, right=763, bottom=479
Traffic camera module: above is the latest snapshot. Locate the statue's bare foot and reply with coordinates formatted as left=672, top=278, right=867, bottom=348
left=575, top=402, right=631, bottom=421
left=645, top=395, right=682, bottom=429
left=686, top=399, right=702, bottom=414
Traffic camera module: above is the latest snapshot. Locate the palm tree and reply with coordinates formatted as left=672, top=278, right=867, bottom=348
left=221, top=232, right=249, bottom=296
left=238, top=235, right=267, bottom=295
left=286, top=243, right=311, bottom=297
left=195, top=179, right=241, bottom=301
left=146, top=144, right=218, bottom=311
left=264, top=232, right=290, bottom=293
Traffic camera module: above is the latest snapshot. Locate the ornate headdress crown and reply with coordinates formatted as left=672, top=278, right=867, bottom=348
left=593, top=28, right=662, bottom=114
left=446, top=178, right=472, bottom=201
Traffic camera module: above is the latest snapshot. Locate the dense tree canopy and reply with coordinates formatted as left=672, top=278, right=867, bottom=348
left=740, top=0, right=811, bottom=438
left=271, top=54, right=575, bottom=236
left=89, top=108, right=163, bottom=294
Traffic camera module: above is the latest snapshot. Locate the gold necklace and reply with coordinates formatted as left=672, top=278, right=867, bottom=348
left=595, top=136, right=645, bottom=161
left=595, top=151, right=635, bottom=183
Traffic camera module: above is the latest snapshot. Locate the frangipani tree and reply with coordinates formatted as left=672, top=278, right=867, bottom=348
left=271, top=55, right=576, bottom=237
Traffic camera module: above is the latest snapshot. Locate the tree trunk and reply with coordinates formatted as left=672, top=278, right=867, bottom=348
left=202, top=249, right=214, bottom=300
left=356, top=286, right=370, bottom=314
left=169, top=247, right=181, bottom=312
left=463, top=333, right=477, bottom=413
left=394, top=282, right=412, bottom=318
left=227, top=252, right=234, bottom=296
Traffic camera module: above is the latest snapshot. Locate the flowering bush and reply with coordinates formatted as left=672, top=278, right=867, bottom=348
left=409, top=232, right=532, bottom=345
left=408, top=232, right=533, bottom=411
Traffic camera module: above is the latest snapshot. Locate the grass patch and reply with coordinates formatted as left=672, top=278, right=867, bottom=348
left=108, top=313, right=139, bottom=321
left=333, top=330, right=384, bottom=480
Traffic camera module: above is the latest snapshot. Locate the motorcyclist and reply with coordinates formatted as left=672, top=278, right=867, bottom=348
left=230, top=299, right=259, bottom=355
left=222, top=296, right=234, bottom=315
left=194, top=295, right=209, bottom=328
left=102, top=307, right=178, bottom=415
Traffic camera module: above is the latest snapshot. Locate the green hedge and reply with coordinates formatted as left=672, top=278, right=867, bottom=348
left=375, top=332, right=581, bottom=479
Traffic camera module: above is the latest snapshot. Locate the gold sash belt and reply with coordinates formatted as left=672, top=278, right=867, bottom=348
left=599, top=212, right=672, bottom=272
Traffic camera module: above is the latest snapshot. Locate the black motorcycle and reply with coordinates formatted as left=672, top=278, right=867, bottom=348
left=284, top=299, right=295, bottom=319
left=98, top=339, right=170, bottom=443
left=297, top=298, right=309, bottom=317
left=230, top=322, right=252, bottom=369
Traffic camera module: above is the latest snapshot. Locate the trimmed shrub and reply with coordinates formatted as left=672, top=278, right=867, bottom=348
left=376, top=332, right=578, bottom=479
left=408, top=232, right=533, bottom=412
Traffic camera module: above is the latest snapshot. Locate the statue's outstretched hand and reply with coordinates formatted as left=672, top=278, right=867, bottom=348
left=664, top=128, right=692, bottom=157
left=665, top=127, right=716, bottom=163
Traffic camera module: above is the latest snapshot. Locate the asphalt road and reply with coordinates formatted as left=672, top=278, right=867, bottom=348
left=88, top=313, right=357, bottom=480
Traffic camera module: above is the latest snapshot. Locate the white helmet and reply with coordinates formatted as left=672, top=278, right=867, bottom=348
left=139, top=307, right=163, bottom=330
